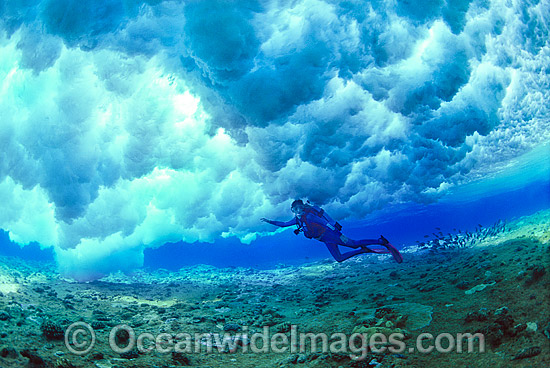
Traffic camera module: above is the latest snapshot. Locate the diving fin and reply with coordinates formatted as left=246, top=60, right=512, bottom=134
left=380, top=235, right=403, bottom=264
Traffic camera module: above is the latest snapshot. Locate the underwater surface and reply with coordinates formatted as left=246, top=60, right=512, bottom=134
left=0, top=0, right=549, bottom=367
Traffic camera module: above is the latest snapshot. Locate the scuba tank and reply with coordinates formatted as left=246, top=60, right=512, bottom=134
left=294, top=202, right=342, bottom=237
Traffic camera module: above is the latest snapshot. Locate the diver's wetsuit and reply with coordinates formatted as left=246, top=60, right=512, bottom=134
left=265, top=212, right=394, bottom=262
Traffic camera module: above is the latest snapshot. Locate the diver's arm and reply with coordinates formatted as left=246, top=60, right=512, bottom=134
left=261, top=218, right=298, bottom=227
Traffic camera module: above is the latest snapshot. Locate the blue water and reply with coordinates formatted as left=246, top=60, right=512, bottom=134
left=142, top=178, right=549, bottom=270
left=144, top=144, right=550, bottom=269
left=1, top=152, right=548, bottom=270
left=0, top=232, right=55, bottom=262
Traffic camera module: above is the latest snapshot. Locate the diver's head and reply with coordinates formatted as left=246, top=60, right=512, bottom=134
left=291, top=199, right=305, bottom=215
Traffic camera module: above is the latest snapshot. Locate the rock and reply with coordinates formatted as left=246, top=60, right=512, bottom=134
left=513, top=323, right=527, bottom=335
left=54, top=358, right=77, bottom=368
left=479, top=324, right=505, bottom=347
left=254, top=315, right=277, bottom=327
left=114, top=328, right=131, bottom=345
left=172, top=352, right=191, bottom=365
left=394, top=315, right=408, bottom=328
left=351, top=325, right=409, bottom=340
left=465, top=282, right=496, bottom=295
left=495, top=311, right=514, bottom=332
left=91, top=321, right=106, bottom=330
left=0, top=347, right=17, bottom=358
left=223, top=323, right=241, bottom=332
left=511, top=346, right=541, bottom=360
left=0, top=311, right=10, bottom=321
left=359, top=317, right=377, bottom=327
left=275, top=322, right=292, bottom=333
left=375, top=307, right=397, bottom=320
left=543, top=322, right=550, bottom=339
left=377, top=302, right=433, bottom=330
left=465, top=308, right=489, bottom=323
left=235, top=336, right=250, bottom=347
left=456, top=281, right=469, bottom=290
left=282, top=354, right=299, bottom=364
left=418, top=284, right=438, bottom=292
left=41, top=320, right=64, bottom=341
left=21, top=349, right=46, bottom=367
left=525, top=322, right=537, bottom=333
left=90, top=353, right=104, bottom=360
left=525, top=265, right=546, bottom=285
left=120, top=349, right=139, bottom=359
left=477, top=307, right=516, bottom=347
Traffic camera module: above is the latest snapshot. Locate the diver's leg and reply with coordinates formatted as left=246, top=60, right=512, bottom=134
left=339, top=234, right=402, bottom=263
left=322, top=231, right=358, bottom=248
left=345, top=237, right=382, bottom=247
left=338, top=234, right=383, bottom=249
left=324, top=241, right=368, bottom=262
left=338, top=235, right=392, bottom=255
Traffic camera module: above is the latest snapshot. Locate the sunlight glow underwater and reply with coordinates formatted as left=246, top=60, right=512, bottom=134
left=0, top=0, right=548, bottom=279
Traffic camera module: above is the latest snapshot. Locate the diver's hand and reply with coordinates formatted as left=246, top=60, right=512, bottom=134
left=260, top=218, right=271, bottom=224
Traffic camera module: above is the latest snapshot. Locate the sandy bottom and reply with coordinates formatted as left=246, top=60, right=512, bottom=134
left=0, top=210, right=548, bottom=368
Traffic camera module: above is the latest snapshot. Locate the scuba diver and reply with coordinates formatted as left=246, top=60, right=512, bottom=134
left=261, top=200, right=403, bottom=264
